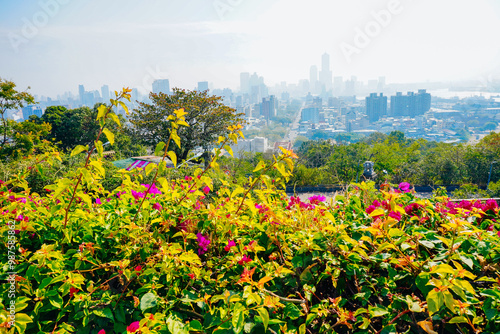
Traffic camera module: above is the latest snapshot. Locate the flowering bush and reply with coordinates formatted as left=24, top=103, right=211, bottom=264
left=1, top=90, right=500, bottom=333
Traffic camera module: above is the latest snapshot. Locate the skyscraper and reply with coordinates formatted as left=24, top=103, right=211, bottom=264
left=78, top=84, right=85, bottom=104
left=319, top=53, right=333, bottom=91
left=152, top=79, right=170, bottom=95
left=101, top=85, right=110, bottom=102
left=240, top=72, right=250, bottom=94
left=390, top=90, right=431, bottom=117
left=198, top=81, right=209, bottom=92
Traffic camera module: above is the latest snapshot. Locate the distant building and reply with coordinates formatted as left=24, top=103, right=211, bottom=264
left=390, top=90, right=431, bottom=117
left=152, top=79, right=170, bottom=95
left=197, top=81, right=209, bottom=92
left=301, top=107, right=320, bottom=123
left=78, top=84, right=85, bottom=104
left=240, top=72, right=250, bottom=94
left=22, top=105, right=43, bottom=120
left=366, top=93, right=387, bottom=123
left=319, top=53, right=333, bottom=91
left=101, top=85, right=110, bottom=102
left=310, top=65, right=318, bottom=93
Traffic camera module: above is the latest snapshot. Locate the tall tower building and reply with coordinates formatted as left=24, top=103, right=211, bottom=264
left=319, top=53, right=333, bottom=91
left=152, top=79, right=170, bottom=95
left=101, top=85, right=110, bottom=102
left=78, top=85, right=85, bottom=104
left=240, top=72, right=250, bottom=94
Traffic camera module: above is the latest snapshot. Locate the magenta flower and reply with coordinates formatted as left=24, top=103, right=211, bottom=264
left=197, top=233, right=210, bottom=255
left=153, top=203, right=162, bottom=211
left=308, top=195, right=326, bottom=204
left=185, top=176, right=193, bottom=181
left=238, top=254, right=252, bottom=265
left=98, top=330, right=106, bottom=334
left=224, top=240, right=236, bottom=252
left=96, top=198, right=102, bottom=205
left=127, top=321, right=140, bottom=333
left=141, top=183, right=162, bottom=195
left=131, top=190, right=145, bottom=201
left=399, top=182, right=411, bottom=193
left=388, top=211, right=402, bottom=221
left=366, top=205, right=376, bottom=214
left=203, top=186, right=210, bottom=195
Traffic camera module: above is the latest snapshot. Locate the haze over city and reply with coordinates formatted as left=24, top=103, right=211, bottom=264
left=2, top=0, right=500, bottom=97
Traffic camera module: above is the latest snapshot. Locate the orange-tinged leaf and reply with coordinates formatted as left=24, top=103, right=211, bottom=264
left=257, top=276, right=273, bottom=290
left=418, top=321, right=438, bottom=334
left=237, top=267, right=256, bottom=284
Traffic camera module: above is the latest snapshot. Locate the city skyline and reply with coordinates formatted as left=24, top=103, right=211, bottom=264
left=1, top=0, right=500, bottom=98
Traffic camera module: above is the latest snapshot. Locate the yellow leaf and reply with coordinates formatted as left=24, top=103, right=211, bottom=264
left=369, top=208, right=385, bottom=217
left=167, top=151, right=177, bottom=167
left=257, top=276, right=273, bottom=290
left=118, top=101, right=129, bottom=115
left=418, top=321, right=438, bottom=334
left=171, top=131, right=181, bottom=149
left=224, top=145, right=234, bottom=158
left=70, top=145, right=88, bottom=157
left=253, top=161, right=265, bottom=172
left=177, top=120, right=189, bottom=127
left=97, top=104, right=107, bottom=120
left=102, top=128, right=115, bottom=145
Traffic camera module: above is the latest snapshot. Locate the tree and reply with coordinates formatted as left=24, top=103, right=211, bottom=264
left=0, top=119, right=53, bottom=160
left=0, top=78, right=35, bottom=148
left=129, top=88, right=245, bottom=161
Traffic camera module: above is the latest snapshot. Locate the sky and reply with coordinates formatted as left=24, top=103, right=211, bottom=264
left=1, top=0, right=500, bottom=97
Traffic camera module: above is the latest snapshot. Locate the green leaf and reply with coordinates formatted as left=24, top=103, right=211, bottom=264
left=155, top=142, right=165, bottom=156
left=70, top=145, right=88, bottom=157
left=368, top=306, right=389, bottom=317
left=256, top=308, right=269, bottom=332
left=14, top=313, right=33, bottom=334
left=299, top=324, right=306, bottom=334
left=449, top=316, right=468, bottom=324
left=232, top=303, right=246, bottom=334
left=426, top=290, right=443, bottom=315
left=102, top=128, right=115, bottom=145
left=189, top=320, right=203, bottom=331
left=284, top=303, right=301, bottom=320
left=167, top=151, right=177, bottom=167
left=140, top=292, right=157, bottom=312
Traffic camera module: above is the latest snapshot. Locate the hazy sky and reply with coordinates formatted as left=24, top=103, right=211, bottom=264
left=1, top=0, right=500, bottom=97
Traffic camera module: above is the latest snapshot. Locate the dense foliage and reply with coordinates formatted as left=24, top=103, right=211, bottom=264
left=289, top=132, right=500, bottom=188
left=1, top=89, right=500, bottom=334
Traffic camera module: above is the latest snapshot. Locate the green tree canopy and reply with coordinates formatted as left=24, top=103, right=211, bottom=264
left=0, top=78, right=35, bottom=148
left=129, top=88, right=245, bottom=161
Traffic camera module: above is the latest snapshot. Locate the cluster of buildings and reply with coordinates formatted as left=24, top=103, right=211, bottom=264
left=5, top=52, right=499, bottom=150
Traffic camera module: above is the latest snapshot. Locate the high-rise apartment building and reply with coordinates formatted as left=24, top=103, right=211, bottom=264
left=390, top=90, right=431, bottom=117
left=22, top=105, right=43, bottom=120
left=366, top=93, right=387, bottom=123
left=152, top=79, right=170, bottom=95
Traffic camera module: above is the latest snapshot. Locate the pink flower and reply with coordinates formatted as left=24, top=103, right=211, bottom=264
left=153, top=203, right=162, bottom=211
left=203, top=186, right=210, bottom=195
left=308, top=195, right=326, bottom=204
left=366, top=205, right=376, bottom=214
left=238, top=255, right=252, bottom=265
left=498, top=231, right=500, bottom=237
left=388, top=211, right=402, bottom=221
left=197, top=233, right=210, bottom=255
left=98, top=330, right=106, bottom=334
left=185, top=176, right=193, bottom=181
left=224, top=240, right=236, bottom=252
left=399, top=182, right=411, bottom=193
left=127, top=321, right=140, bottom=333
left=134, top=265, right=142, bottom=276
left=96, top=198, right=102, bottom=205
